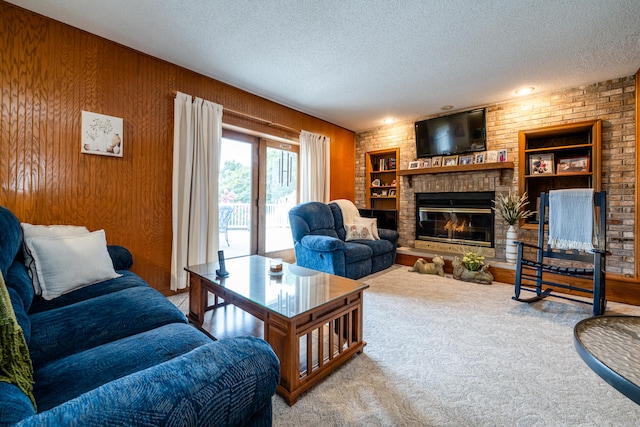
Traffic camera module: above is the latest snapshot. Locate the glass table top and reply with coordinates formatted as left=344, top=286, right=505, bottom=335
left=574, top=315, right=640, bottom=405
left=186, top=255, right=369, bottom=318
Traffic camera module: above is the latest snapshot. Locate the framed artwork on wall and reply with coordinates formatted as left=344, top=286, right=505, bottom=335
left=81, top=111, right=123, bottom=157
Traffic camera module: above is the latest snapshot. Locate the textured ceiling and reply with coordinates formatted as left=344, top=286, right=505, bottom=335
left=7, top=0, right=640, bottom=132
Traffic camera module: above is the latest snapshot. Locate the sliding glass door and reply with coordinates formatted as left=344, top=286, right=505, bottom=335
left=219, top=136, right=256, bottom=258
left=264, top=142, right=298, bottom=253
left=219, top=130, right=298, bottom=259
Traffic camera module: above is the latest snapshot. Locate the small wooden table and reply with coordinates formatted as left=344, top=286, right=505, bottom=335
left=186, top=255, right=369, bottom=405
left=574, top=315, right=640, bottom=405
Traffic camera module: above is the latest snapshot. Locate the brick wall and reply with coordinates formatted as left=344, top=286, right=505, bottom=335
left=355, top=75, right=636, bottom=275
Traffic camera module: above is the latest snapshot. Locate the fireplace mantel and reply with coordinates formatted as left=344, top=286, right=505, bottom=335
left=399, top=162, right=514, bottom=186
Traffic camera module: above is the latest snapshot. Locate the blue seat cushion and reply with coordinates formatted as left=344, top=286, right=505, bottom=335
left=353, top=238, right=395, bottom=257
left=344, top=242, right=373, bottom=263
left=19, top=337, right=279, bottom=427
left=28, top=286, right=187, bottom=366
left=29, top=271, right=148, bottom=314
left=33, top=323, right=212, bottom=411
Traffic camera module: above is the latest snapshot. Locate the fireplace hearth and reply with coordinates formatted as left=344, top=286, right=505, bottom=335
left=416, top=192, right=495, bottom=248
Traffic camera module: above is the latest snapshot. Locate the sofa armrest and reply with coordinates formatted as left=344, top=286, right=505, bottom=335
left=15, top=337, right=280, bottom=427
left=107, top=245, right=133, bottom=271
left=378, top=228, right=399, bottom=244
left=300, top=235, right=345, bottom=252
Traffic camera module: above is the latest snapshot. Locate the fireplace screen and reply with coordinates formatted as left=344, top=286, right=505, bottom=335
left=416, top=192, right=494, bottom=247
left=417, top=207, right=493, bottom=247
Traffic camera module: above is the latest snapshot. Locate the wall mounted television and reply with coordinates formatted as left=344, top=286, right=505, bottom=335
left=415, top=108, right=486, bottom=158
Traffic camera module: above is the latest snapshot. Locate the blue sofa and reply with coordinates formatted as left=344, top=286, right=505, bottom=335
left=289, top=201, right=399, bottom=280
left=0, top=206, right=280, bottom=426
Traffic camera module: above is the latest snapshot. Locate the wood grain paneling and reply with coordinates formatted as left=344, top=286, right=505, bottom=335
left=1, top=3, right=355, bottom=294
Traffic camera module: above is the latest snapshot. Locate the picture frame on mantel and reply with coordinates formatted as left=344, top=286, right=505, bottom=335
left=459, top=155, right=473, bottom=165
left=408, top=160, right=421, bottom=169
left=443, top=155, right=458, bottom=166
left=498, top=149, right=508, bottom=162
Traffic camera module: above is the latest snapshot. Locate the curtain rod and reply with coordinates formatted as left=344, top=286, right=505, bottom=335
left=172, top=90, right=300, bottom=134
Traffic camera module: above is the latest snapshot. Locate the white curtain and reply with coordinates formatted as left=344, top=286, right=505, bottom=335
left=171, top=92, right=223, bottom=291
left=299, top=130, right=330, bottom=203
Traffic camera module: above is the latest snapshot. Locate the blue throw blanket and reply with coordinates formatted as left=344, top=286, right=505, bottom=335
left=548, top=189, right=595, bottom=252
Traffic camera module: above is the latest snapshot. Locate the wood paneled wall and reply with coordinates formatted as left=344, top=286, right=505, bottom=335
left=1, top=3, right=355, bottom=294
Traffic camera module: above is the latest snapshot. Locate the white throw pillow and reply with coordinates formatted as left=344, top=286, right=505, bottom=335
left=21, top=223, right=90, bottom=295
left=25, top=230, right=121, bottom=300
left=345, top=224, right=376, bottom=241
left=353, top=217, right=380, bottom=240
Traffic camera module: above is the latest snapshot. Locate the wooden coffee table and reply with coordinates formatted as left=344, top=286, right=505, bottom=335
left=186, top=255, right=369, bottom=405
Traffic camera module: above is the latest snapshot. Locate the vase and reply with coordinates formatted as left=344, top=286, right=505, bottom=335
left=505, top=224, right=518, bottom=264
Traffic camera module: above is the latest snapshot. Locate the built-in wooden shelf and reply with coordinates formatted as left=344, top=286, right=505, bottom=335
left=366, top=148, right=399, bottom=210
left=399, top=162, right=514, bottom=186
left=518, top=120, right=601, bottom=227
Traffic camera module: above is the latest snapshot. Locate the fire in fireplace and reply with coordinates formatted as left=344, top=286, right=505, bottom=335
left=416, top=192, right=495, bottom=247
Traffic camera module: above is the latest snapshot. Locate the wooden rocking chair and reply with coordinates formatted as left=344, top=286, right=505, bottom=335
left=513, top=190, right=607, bottom=316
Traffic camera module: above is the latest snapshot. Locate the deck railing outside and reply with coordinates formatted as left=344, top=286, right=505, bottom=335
left=226, top=203, right=290, bottom=229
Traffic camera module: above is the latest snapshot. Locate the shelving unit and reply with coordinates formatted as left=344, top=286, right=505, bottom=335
left=366, top=148, right=399, bottom=211
left=518, top=120, right=601, bottom=226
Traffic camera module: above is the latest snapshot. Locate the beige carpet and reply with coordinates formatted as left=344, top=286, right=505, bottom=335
left=272, top=265, right=640, bottom=426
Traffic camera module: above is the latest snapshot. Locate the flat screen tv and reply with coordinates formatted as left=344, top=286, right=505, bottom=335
left=415, top=108, right=486, bottom=158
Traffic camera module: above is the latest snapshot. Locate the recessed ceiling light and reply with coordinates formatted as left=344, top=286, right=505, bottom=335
left=381, top=117, right=396, bottom=124
left=441, top=105, right=454, bottom=111
left=515, top=87, right=535, bottom=96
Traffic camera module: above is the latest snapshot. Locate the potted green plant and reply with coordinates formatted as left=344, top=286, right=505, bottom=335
left=493, top=191, right=535, bottom=263
left=452, top=246, right=493, bottom=284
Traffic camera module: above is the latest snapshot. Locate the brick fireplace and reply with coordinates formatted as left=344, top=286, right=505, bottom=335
left=397, top=168, right=513, bottom=259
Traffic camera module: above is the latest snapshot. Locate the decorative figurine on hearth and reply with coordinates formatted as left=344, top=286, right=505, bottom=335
left=409, top=255, right=445, bottom=276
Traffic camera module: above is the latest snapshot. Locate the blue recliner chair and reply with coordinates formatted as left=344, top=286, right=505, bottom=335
left=289, top=201, right=399, bottom=280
